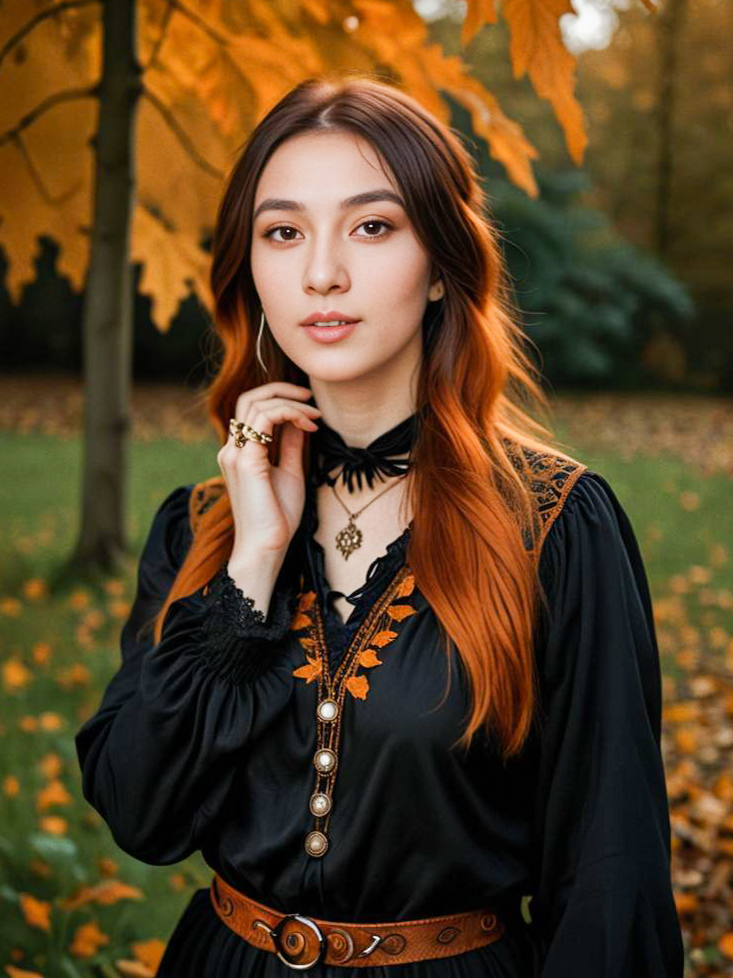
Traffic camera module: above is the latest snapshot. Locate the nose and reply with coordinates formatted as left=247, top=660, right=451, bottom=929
left=302, top=232, right=350, bottom=295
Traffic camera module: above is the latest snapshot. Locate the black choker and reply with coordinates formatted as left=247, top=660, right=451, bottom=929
left=309, top=408, right=425, bottom=493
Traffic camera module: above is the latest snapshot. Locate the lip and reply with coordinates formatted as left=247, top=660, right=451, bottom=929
left=300, top=310, right=360, bottom=326
left=302, top=321, right=358, bottom=344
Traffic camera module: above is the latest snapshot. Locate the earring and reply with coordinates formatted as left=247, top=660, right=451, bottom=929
left=256, top=308, right=269, bottom=375
left=427, top=279, right=444, bottom=302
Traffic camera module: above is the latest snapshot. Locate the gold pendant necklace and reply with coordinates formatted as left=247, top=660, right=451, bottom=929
left=331, top=474, right=409, bottom=560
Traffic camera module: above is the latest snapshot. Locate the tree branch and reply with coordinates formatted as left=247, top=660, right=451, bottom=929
left=141, top=85, right=224, bottom=180
left=0, top=86, right=98, bottom=148
left=0, top=0, right=100, bottom=71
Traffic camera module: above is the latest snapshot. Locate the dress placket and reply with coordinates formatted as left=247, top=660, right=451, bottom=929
left=292, top=564, right=416, bottom=858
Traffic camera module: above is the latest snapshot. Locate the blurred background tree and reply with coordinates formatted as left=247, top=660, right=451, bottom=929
left=1, top=0, right=729, bottom=571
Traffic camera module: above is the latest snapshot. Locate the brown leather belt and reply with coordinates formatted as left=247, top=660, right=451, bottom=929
left=209, top=872, right=506, bottom=969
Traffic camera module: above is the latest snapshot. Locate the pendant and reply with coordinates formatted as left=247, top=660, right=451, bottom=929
left=335, top=516, right=362, bottom=560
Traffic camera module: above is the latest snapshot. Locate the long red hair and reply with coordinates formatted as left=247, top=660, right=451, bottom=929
left=152, top=74, right=573, bottom=760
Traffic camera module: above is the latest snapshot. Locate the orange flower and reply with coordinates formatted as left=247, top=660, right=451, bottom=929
left=97, top=856, right=118, bottom=877
left=19, top=892, right=51, bottom=932
left=18, top=716, right=37, bottom=732
left=0, top=596, right=22, bottom=616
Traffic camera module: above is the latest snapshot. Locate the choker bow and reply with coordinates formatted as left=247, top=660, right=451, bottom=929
left=309, top=407, right=425, bottom=493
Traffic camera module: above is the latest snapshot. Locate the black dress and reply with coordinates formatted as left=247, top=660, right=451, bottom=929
left=74, top=463, right=685, bottom=977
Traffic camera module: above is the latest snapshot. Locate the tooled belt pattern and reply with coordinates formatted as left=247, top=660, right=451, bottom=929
left=209, top=872, right=505, bottom=969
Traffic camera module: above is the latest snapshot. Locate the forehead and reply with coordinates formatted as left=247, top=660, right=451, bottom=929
left=254, top=131, right=398, bottom=204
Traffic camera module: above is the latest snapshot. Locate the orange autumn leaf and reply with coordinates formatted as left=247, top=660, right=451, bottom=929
left=54, top=663, right=92, bottom=689
left=68, top=590, right=90, bottom=610
left=38, top=816, right=68, bottom=835
left=358, top=648, right=383, bottom=668
left=386, top=603, right=418, bottom=622
left=37, top=753, right=63, bottom=780
left=719, top=932, right=733, bottom=960
left=60, top=879, right=144, bottom=910
left=292, top=654, right=321, bottom=683
left=19, top=892, right=52, bottom=932
left=370, top=629, right=398, bottom=648
left=97, top=856, right=118, bottom=877
left=673, top=890, right=699, bottom=916
left=0, top=596, right=22, bottom=616
left=345, top=674, right=370, bottom=700
left=130, top=939, right=166, bottom=971
left=35, top=779, right=72, bottom=811
left=2, top=658, right=33, bottom=692
left=461, top=0, right=499, bottom=46
left=115, top=962, right=154, bottom=978
left=664, top=701, right=701, bottom=723
left=3, top=775, right=20, bottom=797
left=674, top=727, right=699, bottom=753
left=503, top=0, right=587, bottom=164
left=28, top=859, right=52, bottom=878
left=21, top=578, right=47, bottom=600
left=68, top=920, right=110, bottom=958
left=38, top=712, right=65, bottom=731
left=31, top=641, right=52, bottom=665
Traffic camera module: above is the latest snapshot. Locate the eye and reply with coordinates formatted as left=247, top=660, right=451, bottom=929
left=260, top=219, right=395, bottom=244
left=353, top=219, right=394, bottom=239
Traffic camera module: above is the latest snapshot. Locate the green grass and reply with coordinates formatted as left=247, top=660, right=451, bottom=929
left=0, top=424, right=731, bottom=974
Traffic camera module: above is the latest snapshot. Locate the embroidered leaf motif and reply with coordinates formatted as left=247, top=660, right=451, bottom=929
left=293, top=654, right=322, bottom=683
left=370, top=629, right=398, bottom=648
left=298, top=636, right=318, bottom=651
left=291, top=611, right=313, bottom=630
left=386, top=603, right=418, bottom=622
left=358, top=648, right=383, bottom=668
left=345, top=674, right=370, bottom=700
left=396, top=573, right=416, bottom=597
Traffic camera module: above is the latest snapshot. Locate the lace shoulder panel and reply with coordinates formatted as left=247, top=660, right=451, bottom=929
left=188, top=476, right=226, bottom=538
left=504, top=441, right=588, bottom=552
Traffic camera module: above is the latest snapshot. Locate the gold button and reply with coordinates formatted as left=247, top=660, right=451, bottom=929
left=314, top=748, right=337, bottom=773
left=310, top=791, right=332, bottom=816
left=305, top=830, right=329, bottom=857
left=317, top=698, right=339, bottom=722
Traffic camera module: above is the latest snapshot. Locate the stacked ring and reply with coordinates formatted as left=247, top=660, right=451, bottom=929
left=229, top=418, right=273, bottom=448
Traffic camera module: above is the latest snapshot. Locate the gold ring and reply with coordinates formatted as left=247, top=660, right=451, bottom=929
left=228, top=418, right=273, bottom=447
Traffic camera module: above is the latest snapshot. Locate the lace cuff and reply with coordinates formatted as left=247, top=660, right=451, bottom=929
left=197, top=562, right=298, bottom=685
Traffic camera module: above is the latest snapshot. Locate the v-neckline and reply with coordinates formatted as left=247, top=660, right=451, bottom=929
left=304, top=477, right=412, bottom=629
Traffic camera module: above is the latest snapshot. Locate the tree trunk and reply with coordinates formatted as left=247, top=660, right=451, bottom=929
left=653, top=0, right=688, bottom=260
left=71, top=0, right=140, bottom=573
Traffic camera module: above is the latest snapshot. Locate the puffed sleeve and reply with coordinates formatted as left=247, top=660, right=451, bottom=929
left=528, top=471, right=684, bottom=977
left=74, top=484, right=300, bottom=865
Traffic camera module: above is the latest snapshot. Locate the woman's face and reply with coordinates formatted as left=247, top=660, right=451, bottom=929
left=250, top=130, right=434, bottom=384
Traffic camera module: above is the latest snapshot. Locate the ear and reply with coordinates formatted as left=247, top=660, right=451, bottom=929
left=427, top=278, right=445, bottom=301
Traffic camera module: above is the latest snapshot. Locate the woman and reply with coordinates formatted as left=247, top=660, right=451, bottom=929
left=74, top=75, right=684, bottom=976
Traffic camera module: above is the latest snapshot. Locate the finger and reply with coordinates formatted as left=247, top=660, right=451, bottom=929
left=235, top=383, right=314, bottom=419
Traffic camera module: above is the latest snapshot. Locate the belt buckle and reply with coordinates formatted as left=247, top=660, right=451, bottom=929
left=262, top=912, right=326, bottom=970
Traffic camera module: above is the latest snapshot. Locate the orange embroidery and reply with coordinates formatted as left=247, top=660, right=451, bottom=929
left=290, top=568, right=418, bottom=702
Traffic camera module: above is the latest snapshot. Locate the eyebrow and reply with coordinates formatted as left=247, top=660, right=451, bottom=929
left=252, top=189, right=405, bottom=221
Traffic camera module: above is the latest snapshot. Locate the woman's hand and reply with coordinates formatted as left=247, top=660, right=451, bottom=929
left=217, top=382, right=321, bottom=559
